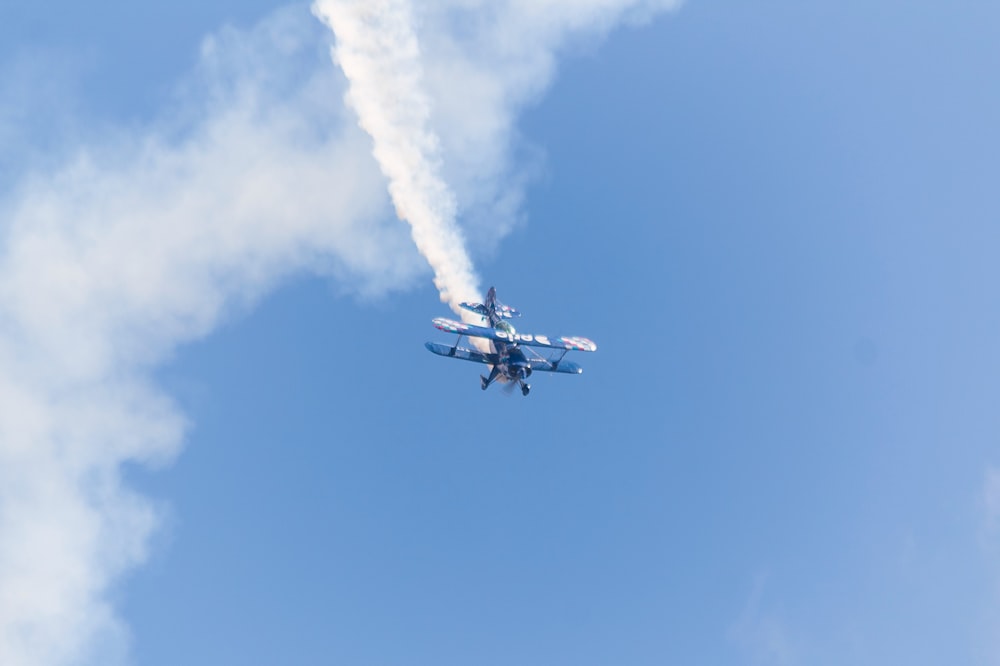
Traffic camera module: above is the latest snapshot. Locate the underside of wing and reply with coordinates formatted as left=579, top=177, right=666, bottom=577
left=526, top=357, right=584, bottom=374
left=425, top=342, right=498, bottom=365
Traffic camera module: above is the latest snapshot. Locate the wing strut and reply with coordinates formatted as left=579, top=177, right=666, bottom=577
left=450, top=334, right=464, bottom=356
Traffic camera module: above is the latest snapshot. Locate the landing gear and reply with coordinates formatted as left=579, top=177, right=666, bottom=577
left=520, top=383, right=531, bottom=397
left=481, top=366, right=501, bottom=391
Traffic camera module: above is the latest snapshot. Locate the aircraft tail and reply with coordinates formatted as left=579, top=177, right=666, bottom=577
left=459, top=287, right=520, bottom=327
left=460, top=287, right=519, bottom=320
left=459, top=302, right=489, bottom=317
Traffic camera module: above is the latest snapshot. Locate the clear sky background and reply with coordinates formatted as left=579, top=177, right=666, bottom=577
left=1, top=1, right=999, bottom=665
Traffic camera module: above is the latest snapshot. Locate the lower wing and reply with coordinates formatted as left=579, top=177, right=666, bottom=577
left=427, top=342, right=584, bottom=375
left=526, top=358, right=583, bottom=374
left=425, top=342, right=498, bottom=365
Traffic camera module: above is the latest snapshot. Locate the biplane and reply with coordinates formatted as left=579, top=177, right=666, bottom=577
left=425, top=287, right=597, bottom=396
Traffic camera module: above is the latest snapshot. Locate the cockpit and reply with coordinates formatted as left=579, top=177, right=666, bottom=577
left=496, top=320, right=516, bottom=336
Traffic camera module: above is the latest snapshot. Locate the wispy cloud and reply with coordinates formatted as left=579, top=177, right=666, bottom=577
left=0, top=9, right=412, bottom=664
left=728, top=574, right=797, bottom=666
left=412, top=0, right=682, bottom=251
left=981, top=467, right=1000, bottom=664
left=984, top=468, right=1000, bottom=538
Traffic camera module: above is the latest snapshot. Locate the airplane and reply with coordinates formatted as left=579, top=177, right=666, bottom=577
left=425, top=287, right=597, bottom=396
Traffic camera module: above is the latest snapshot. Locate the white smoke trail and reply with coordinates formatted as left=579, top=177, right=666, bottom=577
left=313, top=0, right=481, bottom=312
left=313, top=0, right=682, bottom=313
left=415, top=0, right=683, bottom=251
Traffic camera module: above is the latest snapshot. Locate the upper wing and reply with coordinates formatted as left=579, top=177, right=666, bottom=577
left=425, top=342, right=497, bottom=365
left=432, top=318, right=597, bottom=352
left=432, top=318, right=482, bottom=336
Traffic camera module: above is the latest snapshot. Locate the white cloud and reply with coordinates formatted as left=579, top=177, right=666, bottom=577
left=728, top=574, right=797, bottom=666
left=981, top=467, right=1000, bottom=665
left=0, top=48, right=90, bottom=190
left=0, top=7, right=415, bottom=664
left=984, top=468, right=1000, bottom=537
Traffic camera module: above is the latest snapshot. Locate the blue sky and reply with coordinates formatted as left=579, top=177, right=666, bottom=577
left=1, top=1, right=999, bottom=665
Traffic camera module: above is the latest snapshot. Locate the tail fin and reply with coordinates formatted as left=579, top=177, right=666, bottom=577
left=459, top=302, right=489, bottom=317
left=460, top=287, right=520, bottom=323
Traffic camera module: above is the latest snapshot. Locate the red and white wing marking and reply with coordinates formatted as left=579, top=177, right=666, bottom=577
left=432, top=317, right=473, bottom=335
left=555, top=336, right=598, bottom=352
left=497, top=304, right=520, bottom=318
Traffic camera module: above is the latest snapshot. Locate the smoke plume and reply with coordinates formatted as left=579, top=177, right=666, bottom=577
left=313, top=0, right=481, bottom=312
left=313, top=0, right=681, bottom=313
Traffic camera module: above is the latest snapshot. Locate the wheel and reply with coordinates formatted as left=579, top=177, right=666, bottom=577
left=521, top=384, right=531, bottom=396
